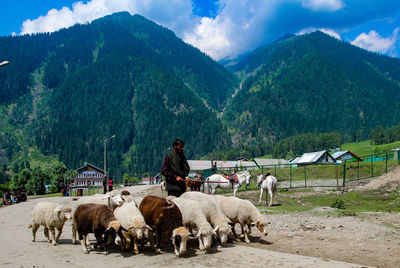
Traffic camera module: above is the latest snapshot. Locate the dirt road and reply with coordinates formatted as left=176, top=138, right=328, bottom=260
left=0, top=185, right=392, bottom=267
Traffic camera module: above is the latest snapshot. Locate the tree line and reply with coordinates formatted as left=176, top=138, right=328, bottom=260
left=370, top=123, right=400, bottom=145
left=0, top=163, right=76, bottom=199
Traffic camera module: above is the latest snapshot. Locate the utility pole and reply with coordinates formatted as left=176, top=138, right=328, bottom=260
left=103, top=135, right=116, bottom=180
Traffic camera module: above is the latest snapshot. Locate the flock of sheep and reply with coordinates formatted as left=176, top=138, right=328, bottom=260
left=28, top=187, right=270, bottom=257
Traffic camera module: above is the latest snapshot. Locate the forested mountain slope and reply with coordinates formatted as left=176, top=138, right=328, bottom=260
left=222, top=31, right=400, bottom=155
left=0, top=12, right=237, bottom=176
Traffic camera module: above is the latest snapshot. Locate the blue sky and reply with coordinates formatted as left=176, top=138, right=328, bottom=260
left=1, top=0, right=399, bottom=60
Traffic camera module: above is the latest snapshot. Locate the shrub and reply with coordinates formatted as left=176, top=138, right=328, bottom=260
left=330, top=199, right=346, bottom=209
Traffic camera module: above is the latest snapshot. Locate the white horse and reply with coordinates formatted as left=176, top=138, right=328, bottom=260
left=256, top=173, right=277, bottom=206
left=206, top=171, right=251, bottom=197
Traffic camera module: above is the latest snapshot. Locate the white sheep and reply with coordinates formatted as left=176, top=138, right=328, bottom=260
left=73, top=192, right=127, bottom=211
left=180, top=191, right=232, bottom=244
left=114, top=200, right=152, bottom=254
left=169, top=197, right=215, bottom=251
left=28, top=202, right=72, bottom=245
left=212, top=195, right=268, bottom=244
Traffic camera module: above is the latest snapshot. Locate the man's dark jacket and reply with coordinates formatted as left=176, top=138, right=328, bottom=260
left=161, top=149, right=190, bottom=192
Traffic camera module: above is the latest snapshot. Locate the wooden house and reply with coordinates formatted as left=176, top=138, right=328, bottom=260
left=70, top=162, right=105, bottom=188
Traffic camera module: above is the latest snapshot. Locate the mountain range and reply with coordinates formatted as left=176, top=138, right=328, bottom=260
left=1, top=12, right=400, bottom=180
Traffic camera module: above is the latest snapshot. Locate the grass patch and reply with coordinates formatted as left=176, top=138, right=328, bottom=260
left=301, top=191, right=400, bottom=213
left=342, top=139, right=400, bottom=157
left=244, top=189, right=400, bottom=215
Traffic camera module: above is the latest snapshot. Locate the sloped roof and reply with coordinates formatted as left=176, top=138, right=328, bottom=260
left=253, top=158, right=290, bottom=166
left=331, top=150, right=362, bottom=161
left=236, top=160, right=257, bottom=168
left=291, top=150, right=335, bottom=164
left=187, top=160, right=253, bottom=171
left=76, top=162, right=104, bottom=173
left=187, top=160, right=212, bottom=171
left=331, top=151, right=347, bottom=159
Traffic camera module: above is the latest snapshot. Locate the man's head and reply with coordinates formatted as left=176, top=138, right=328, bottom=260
left=173, top=139, right=185, bottom=153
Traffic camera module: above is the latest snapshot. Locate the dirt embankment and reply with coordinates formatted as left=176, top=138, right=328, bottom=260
left=349, top=166, right=400, bottom=192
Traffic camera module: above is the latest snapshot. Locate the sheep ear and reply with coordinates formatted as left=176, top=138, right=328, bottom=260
left=54, top=207, right=61, bottom=216
left=170, top=234, right=175, bottom=241
left=146, top=225, right=153, bottom=232
left=103, top=194, right=110, bottom=199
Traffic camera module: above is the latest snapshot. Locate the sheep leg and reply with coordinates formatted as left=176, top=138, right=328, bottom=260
left=50, top=227, right=57, bottom=245
left=148, top=231, right=160, bottom=253
left=80, top=235, right=89, bottom=254
left=239, top=224, right=245, bottom=239
left=86, top=235, right=92, bottom=248
left=133, top=236, right=139, bottom=254
left=231, top=223, right=240, bottom=241
left=243, top=225, right=251, bottom=244
left=102, top=234, right=109, bottom=255
left=247, top=224, right=252, bottom=235
left=72, top=224, right=76, bottom=244
left=31, top=224, right=39, bottom=242
left=55, top=227, right=63, bottom=243
left=155, top=230, right=162, bottom=254
left=94, top=233, right=102, bottom=249
left=122, top=232, right=131, bottom=251
left=43, top=227, right=50, bottom=243
left=198, top=235, right=205, bottom=251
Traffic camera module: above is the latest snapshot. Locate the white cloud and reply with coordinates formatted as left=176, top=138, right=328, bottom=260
left=184, top=17, right=233, bottom=60
left=21, top=0, right=194, bottom=35
left=18, top=0, right=398, bottom=60
left=351, top=28, right=399, bottom=54
left=183, top=0, right=281, bottom=59
left=297, top=27, right=342, bottom=40
left=301, top=0, right=344, bottom=12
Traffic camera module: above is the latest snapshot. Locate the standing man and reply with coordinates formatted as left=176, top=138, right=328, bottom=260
left=161, top=139, right=190, bottom=197
left=103, top=177, right=107, bottom=194
left=108, top=177, right=114, bottom=192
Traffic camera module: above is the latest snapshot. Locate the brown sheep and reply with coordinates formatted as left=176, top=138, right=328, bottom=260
left=139, top=195, right=189, bottom=257
left=72, top=203, right=126, bottom=255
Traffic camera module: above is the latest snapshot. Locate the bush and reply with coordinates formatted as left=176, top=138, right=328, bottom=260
left=330, top=199, right=346, bottom=209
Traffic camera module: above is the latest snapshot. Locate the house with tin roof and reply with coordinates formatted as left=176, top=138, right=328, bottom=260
left=290, top=150, right=336, bottom=166
left=331, top=150, right=362, bottom=162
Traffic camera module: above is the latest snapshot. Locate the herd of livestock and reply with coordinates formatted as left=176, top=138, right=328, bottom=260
left=28, top=173, right=278, bottom=257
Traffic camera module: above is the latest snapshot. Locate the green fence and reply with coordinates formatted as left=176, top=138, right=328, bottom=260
left=209, top=150, right=399, bottom=192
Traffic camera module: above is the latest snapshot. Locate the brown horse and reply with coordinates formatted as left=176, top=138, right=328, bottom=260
left=186, top=177, right=202, bottom=191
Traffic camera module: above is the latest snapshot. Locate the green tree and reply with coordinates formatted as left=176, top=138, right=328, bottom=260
left=49, top=163, right=67, bottom=192
left=370, top=126, right=385, bottom=145
left=11, top=169, right=31, bottom=191
left=26, top=167, right=48, bottom=195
